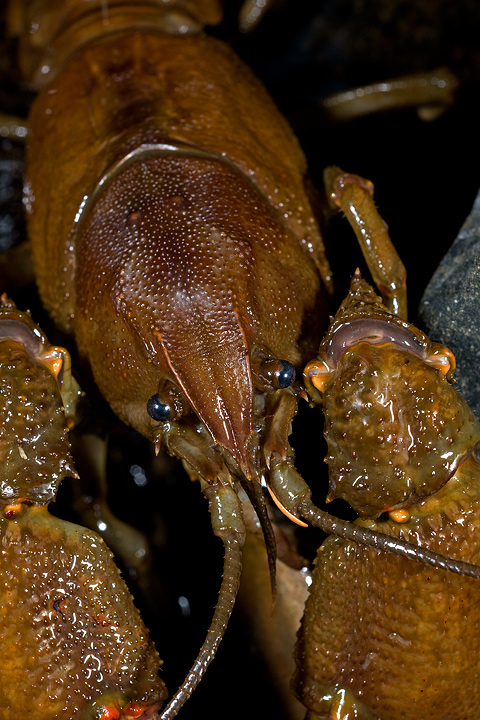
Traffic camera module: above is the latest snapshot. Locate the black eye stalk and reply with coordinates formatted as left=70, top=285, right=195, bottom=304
left=252, top=350, right=296, bottom=392
left=276, top=359, right=296, bottom=389
left=147, top=382, right=189, bottom=423
left=147, top=395, right=172, bottom=422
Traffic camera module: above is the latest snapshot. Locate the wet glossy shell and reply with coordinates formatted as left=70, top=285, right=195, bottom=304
left=0, top=505, right=166, bottom=719
left=0, top=340, right=75, bottom=504
left=293, top=453, right=480, bottom=720
left=74, top=152, right=323, bottom=456
left=25, top=29, right=328, bottom=459
left=26, top=32, right=328, bottom=335
left=323, top=343, right=480, bottom=517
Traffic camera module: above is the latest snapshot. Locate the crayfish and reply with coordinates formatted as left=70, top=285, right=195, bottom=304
left=0, top=296, right=167, bottom=719
left=2, top=1, right=480, bottom=718
left=295, top=273, right=480, bottom=719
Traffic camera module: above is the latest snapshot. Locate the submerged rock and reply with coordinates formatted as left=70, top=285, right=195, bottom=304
left=419, top=190, right=480, bottom=419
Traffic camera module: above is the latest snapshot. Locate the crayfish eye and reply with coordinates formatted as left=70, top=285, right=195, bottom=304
left=275, top=360, right=296, bottom=388
left=147, top=395, right=171, bottom=422
left=252, top=351, right=296, bottom=392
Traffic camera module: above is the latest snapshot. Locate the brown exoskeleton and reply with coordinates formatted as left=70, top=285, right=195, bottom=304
left=296, top=273, right=480, bottom=719
left=0, top=295, right=167, bottom=720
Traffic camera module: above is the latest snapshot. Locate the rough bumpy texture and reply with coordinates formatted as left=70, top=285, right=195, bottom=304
left=296, top=277, right=480, bottom=719
left=323, top=343, right=480, bottom=517
left=310, top=275, right=480, bottom=517
left=0, top=505, right=167, bottom=719
left=293, top=454, right=480, bottom=720
left=0, top=339, right=75, bottom=505
left=419, top=190, right=480, bottom=419
left=75, top=153, right=323, bottom=457
left=25, top=28, right=329, bottom=469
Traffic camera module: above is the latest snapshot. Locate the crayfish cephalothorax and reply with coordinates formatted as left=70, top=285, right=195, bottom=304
left=0, top=296, right=167, bottom=720
left=294, top=273, right=480, bottom=720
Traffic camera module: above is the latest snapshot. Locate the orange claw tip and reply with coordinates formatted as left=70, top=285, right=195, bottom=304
left=304, top=358, right=331, bottom=398
left=42, top=354, right=63, bottom=378
left=98, top=702, right=159, bottom=720
left=266, top=484, right=308, bottom=528
left=121, top=702, right=150, bottom=718
left=123, top=704, right=143, bottom=718
left=298, top=387, right=309, bottom=402
left=38, top=346, right=65, bottom=378
left=123, top=701, right=164, bottom=719
left=427, top=344, right=456, bottom=377
left=94, top=696, right=164, bottom=720
left=311, top=375, right=326, bottom=393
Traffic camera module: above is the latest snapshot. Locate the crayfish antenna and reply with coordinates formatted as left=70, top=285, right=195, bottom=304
left=298, top=498, right=480, bottom=579
left=239, top=476, right=277, bottom=596
left=268, top=462, right=480, bottom=579
left=159, top=484, right=245, bottom=720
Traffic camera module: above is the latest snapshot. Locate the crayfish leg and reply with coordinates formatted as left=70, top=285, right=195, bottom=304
left=268, top=456, right=480, bottom=578
left=319, top=67, right=458, bottom=124
left=323, top=166, right=407, bottom=319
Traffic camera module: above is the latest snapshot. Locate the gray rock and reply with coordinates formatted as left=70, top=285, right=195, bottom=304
left=419, top=190, right=480, bottom=418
